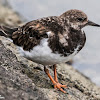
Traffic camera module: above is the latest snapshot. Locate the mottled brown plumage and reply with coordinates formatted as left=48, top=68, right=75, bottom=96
left=0, top=11, right=87, bottom=56
left=0, top=9, right=100, bottom=93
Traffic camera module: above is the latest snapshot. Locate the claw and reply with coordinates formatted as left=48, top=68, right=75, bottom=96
left=54, top=83, right=67, bottom=93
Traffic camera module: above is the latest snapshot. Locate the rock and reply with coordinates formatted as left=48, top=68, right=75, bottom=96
left=0, top=2, right=100, bottom=100
left=0, top=1, right=22, bottom=27
left=0, top=41, right=48, bottom=100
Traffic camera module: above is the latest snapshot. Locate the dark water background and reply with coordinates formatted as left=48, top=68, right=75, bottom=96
left=7, top=0, right=100, bottom=86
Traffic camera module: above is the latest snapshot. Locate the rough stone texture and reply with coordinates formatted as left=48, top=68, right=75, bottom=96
left=0, top=41, right=49, bottom=100
left=0, top=1, right=22, bottom=27
left=0, top=1, right=100, bottom=100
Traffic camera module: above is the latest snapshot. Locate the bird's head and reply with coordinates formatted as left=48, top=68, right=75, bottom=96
left=60, top=9, right=100, bottom=30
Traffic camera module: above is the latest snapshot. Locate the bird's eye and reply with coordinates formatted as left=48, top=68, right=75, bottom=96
left=77, top=18, right=84, bottom=21
left=77, top=18, right=87, bottom=22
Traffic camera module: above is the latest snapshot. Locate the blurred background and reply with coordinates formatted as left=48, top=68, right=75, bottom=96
left=1, top=0, right=100, bottom=86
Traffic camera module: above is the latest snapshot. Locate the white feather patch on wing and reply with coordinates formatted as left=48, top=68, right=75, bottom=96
left=46, top=31, right=51, bottom=36
left=46, top=31, right=54, bottom=37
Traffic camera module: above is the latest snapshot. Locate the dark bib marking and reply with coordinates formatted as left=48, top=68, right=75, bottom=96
left=48, top=28, right=86, bottom=57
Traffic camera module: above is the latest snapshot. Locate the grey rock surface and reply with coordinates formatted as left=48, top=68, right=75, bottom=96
left=0, top=2, right=100, bottom=100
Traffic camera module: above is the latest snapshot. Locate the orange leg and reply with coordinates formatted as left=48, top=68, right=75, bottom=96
left=53, top=64, right=58, bottom=82
left=44, top=66, right=67, bottom=93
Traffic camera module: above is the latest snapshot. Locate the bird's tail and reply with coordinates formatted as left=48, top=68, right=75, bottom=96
left=0, top=25, right=18, bottom=39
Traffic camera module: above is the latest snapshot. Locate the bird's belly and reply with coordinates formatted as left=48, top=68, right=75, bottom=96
left=19, top=38, right=78, bottom=65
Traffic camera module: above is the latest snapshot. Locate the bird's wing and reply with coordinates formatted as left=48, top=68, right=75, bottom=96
left=12, top=21, right=50, bottom=51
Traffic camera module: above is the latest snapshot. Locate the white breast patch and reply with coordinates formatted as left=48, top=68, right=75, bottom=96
left=19, top=38, right=79, bottom=65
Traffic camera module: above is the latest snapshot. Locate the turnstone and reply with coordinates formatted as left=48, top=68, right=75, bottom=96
left=0, top=9, right=100, bottom=93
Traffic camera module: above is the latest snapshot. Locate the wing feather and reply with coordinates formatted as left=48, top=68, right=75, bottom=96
left=12, top=21, right=48, bottom=51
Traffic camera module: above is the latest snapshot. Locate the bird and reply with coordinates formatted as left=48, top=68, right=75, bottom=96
left=0, top=9, right=100, bottom=93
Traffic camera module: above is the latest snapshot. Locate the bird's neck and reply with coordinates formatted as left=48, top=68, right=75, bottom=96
left=59, top=17, right=69, bottom=28
left=59, top=16, right=81, bottom=31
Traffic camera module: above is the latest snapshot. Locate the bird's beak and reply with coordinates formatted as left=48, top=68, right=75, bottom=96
left=87, top=20, right=100, bottom=27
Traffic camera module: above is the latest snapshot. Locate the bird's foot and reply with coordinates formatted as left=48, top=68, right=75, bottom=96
left=44, top=66, right=67, bottom=93
left=54, top=82, right=67, bottom=93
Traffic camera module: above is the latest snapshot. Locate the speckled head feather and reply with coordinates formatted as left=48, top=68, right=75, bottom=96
left=59, top=9, right=88, bottom=30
